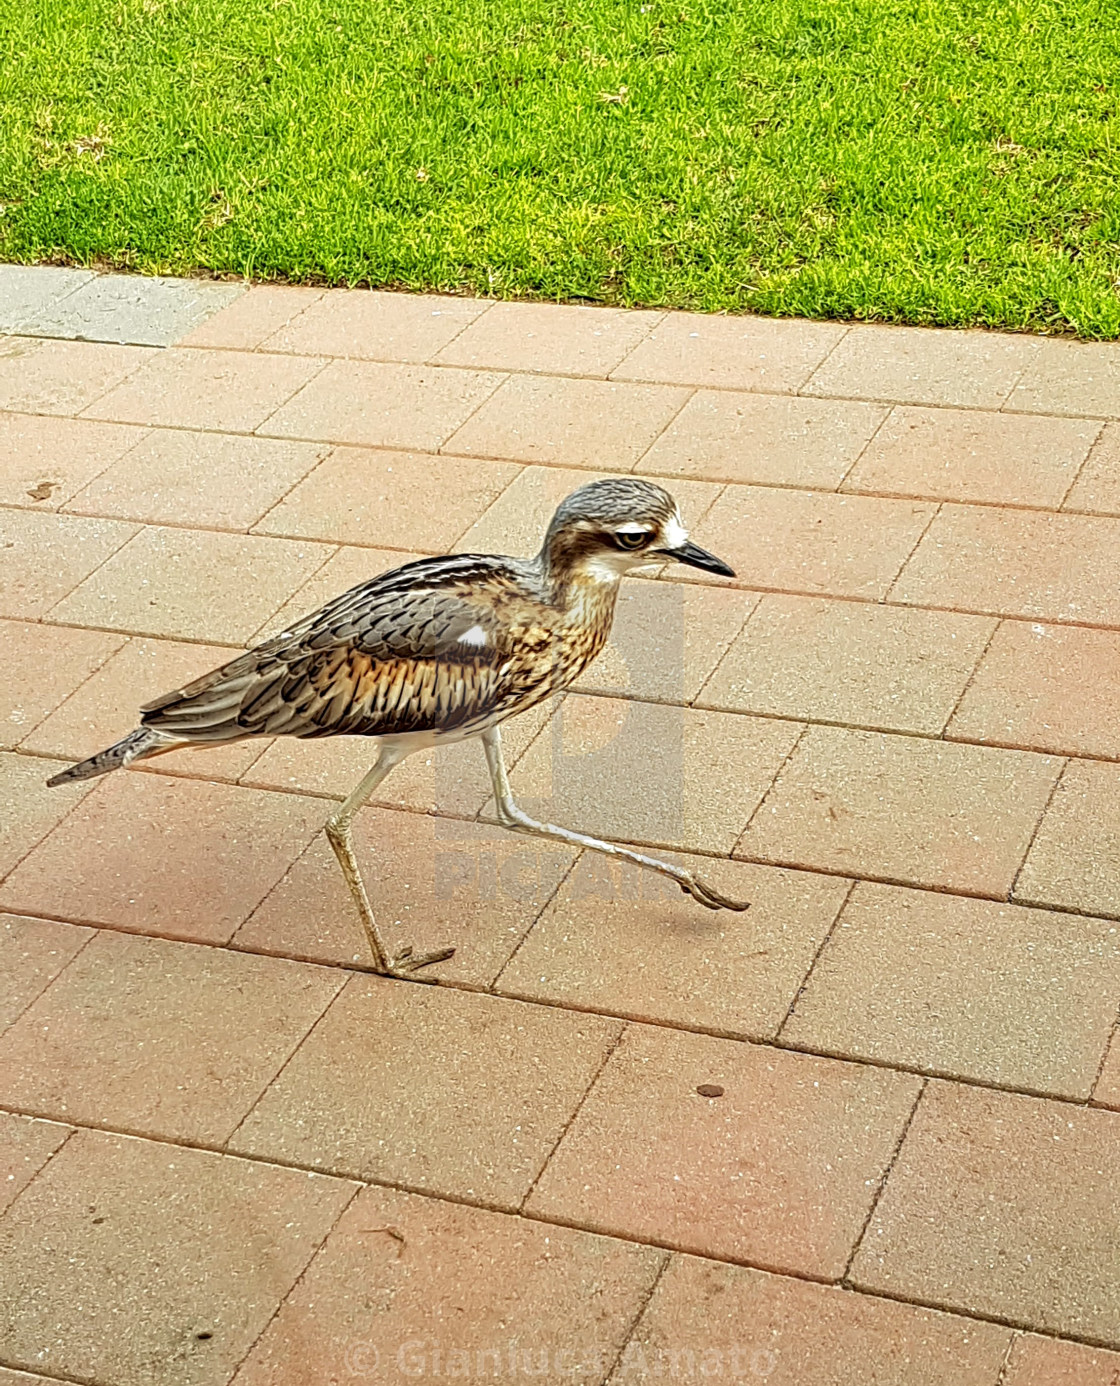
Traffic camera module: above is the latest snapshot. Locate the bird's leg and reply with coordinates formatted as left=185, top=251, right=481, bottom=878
left=480, top=726, right=749, bottom=911
left=325, top=744, right=455, bottom=978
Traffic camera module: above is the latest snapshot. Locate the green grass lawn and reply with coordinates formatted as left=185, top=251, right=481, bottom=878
left=2, top=0, right=1119, bottom=335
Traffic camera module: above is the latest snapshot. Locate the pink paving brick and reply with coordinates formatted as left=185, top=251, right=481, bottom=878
left=0, top=1112, right=71, bottom=1218
left=0, top=411, right=146, bottom=509
left=0, top=752, right=94, bottom=882
left=1004, top=1334, right=1120, bottom=1386
left=435, top=299, right=664, bottom=376
left=526, top=1023, right=921, bottom=1277
left=1092, top=1027, right=1120, bottom=1111
left=0, top=914, right=92, bottom=1030
left=0, top=509, right=138, bottom=620
left=176, top=284, right=325, bottom=349
left=0, top=337, right=153, bottom=415
left=260, top=289, right=487, bottom=360
left=1, top=619, right=125, bottom=750
left=1006, top=337, right=1120, bottom=418
left=232, top=1184, right=663, bottom=1386
left=1064, top=423, right=1120, bottom=515
left=1014, top=760, right=1120, bottom=919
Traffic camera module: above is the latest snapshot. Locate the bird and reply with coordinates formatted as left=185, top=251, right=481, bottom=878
left=47, top=478, right=748, bottom=977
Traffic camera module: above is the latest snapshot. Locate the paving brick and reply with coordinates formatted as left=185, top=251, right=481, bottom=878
left=436, top=299, right=663, bottom=377
left=948, top=620, right=1120, bottom=758
left=0, top=509, right=138, bottom=619
left=250, top=543, right=429, bottom=641
left=0, top=1112, right=71, bottom=1217
left=234, top=807, right=576, bottom=984
left=526, top=1024, right=921, bottom=1277
left=573, top=581, right=755, bottom=703
left=1064, top=423, right=1120, bottom=515
left=0, top=411, right=146, bottom=509
left=612, top=311, right=845, bottom=391
left=1016, top=761, right=1120, bottom=918
left=626, top=1255, right=1012, bottom=1386
left=505, top=694, right=801, bottom=854
left=83, top=346, right=324, bottom=432
left=804, top=325, right=1038, bottom=408
left=0, top=931, right=344, bottom=1144
left=842, top=406, right=1099, bottom=507
left=1, top=620, right=125, bottom=750
left=17, top=274, right=245, bottom=346
left=736, top=726, right=1062, bottom=896
left=443, top=374, right=691, bottom=471
left=178, top=284, right=325, bottom=349
left=48, top=526, right=329, bottom=642
left=498, top=854, right=850, bottom=1040
left=0, top=1128, right=355, bottom=1386
left=1003, top=1334, right=1120, bottom=1386
left=0, top=1368, right=63, bottom=1385
left=639, top=391, right=887, bottom=488
left=263, top=359, right=503, bottom=450
left=21, top=634, right=268, bottom=782
left=0, top=752, right=93, bottom=881
left=0, top=264, right=93, bottom=331
left=1092, top=1027, right=1120, bottom=1110
left=0, top=773, right=326, bottom=943
left=783, top=883, right=1120, bottom=1098
left=0, top=914, right=92, bottom=1031
left=0, top=336, right=152, bottom=414
left=851, top=1082, right=1120, bottom=1346
left=1007, top=338, right=1120, bottom=418
left=261, top=289, right=487, bottom=361
left=232, top=1184, right=663, bottom=1386
left=452, top=463, right=722, bottom=560
left=68, top=428, right=327, bottom=530
left=230, top=979, right=621, bottom=1208
left=692, top=487, right=935, bottom=599
left=892, top=504, right=1120, bottom=625
left=700, top=595, right=994, bottom=735
left=254, top=447, right=520, bottom=549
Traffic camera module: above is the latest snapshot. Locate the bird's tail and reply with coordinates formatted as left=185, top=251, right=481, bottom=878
left=45, top=727, right=174, bottom=787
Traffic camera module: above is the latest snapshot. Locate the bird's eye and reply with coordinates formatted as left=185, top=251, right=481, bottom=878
left=614, top=530, right=649, bottom=550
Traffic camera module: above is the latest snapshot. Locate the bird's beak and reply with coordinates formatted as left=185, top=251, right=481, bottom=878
left=658, top=540, right=736, bottom=578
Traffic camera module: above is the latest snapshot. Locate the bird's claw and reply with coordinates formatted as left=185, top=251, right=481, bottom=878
left=680, top=876, right=750, bottom=911
left=387, top=944, right=456, bottom=978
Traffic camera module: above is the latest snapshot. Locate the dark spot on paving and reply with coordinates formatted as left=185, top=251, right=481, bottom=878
left=696, top=1084, right=724, bottom=1098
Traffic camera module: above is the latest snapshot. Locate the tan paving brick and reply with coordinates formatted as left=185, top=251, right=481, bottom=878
left=573, top=581, right=756, bottom=703
left=892, top=505, right=1120, bottom=625
left=0, top=930, right=344, bottom=1144
left=804, top=324, right=1039, bottom=408
left=234, top=807, right=576, bottom=984
left=21, top=634, right=269, bottom=782
left=842, top=406, right=1099, bottom=507
left=230, top=979, right=621, bottom=1208
left=1006, top=337, right=1120, bottom=418
left=177, top=284, right=326, bottom=349
left=0, top=753, right=93, bottom=881
left=612, top=311, right=845, bottom=391
left=526, top=1024, right=920, bottom=1277
left=263, top=359, right=503, bottom=450
left=0, top=914, right=92, bottom=1031
left=0, top=1368, right=63, bottom=1385
left=83, top=347, right=325, bottom=432
left=736, top=726, right=1062, bottom=896
left=0, top=773, right=326, bottom=943
left=948, top=621, right=1120, bottom=758
left=232, top=1184, right=663, bottom=1386
left=1064, top=423, right=1120, bottom=515
left=1003, top=1334, right=1120, bottom=1386
left=627, top=1255, right=1012, bottom=1386
left=0, top=411, right=147, bottom=509
left=0, top=1112, right=70, bottom=1217
left=851, top=1081, right=1120, bottom=1346
left=505, top=694, right=801, bottom=854
left=692, top=487, right=935, bottom=599
left=261, top=289, right=487, bottom=360
left=0, top=336, right=153, bottom=415
left=1016, top=761, right=1120, bottom=918
left=1092, top=1028, right=1120, bottom=1111
left=254, top=447, right=520, bottom=549
left=783, top=883, right=1120, bottom=1098
left=443, top=374, right=690, bottom=471
left=1, top=620, right=125, bottom=750
left=639, top=391, right=887, bottom=488
left=0, top=1128, right=355, bottom=1386
left=0, top=509, right=138, bottom=619
left=700, top=595, right=994, bottom=735
left=436, top=299, right=663, bottom=376
left=68, top=428, right=327, bottom=530
left=498, top=854, right=850, bottom=1040
left=48, top=526, right=329, bottom=642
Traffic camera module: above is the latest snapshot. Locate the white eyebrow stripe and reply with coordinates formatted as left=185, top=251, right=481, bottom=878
left=663, top=514, right=689, bottom=549
left=615, top=522, right=652, bottom=535
left=458, top=624, right=489, bottom=647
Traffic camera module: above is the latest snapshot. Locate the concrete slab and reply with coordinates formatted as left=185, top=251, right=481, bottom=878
left=15, top=272, right=245, bottom=346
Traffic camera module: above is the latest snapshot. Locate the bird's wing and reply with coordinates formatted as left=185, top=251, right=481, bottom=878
left=140, top=555, right=539, bottom=742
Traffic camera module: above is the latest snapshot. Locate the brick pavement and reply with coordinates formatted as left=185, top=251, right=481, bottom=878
left=2, top=264, right=1120, bottom=1383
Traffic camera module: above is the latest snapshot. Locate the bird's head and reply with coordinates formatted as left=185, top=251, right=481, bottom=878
left=540, top=478, right=735, bottom=584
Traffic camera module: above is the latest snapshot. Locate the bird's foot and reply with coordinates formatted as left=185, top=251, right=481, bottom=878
left=384, top=944, right=456, bottom=979
left=679, top=876, right=750, bottom=912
